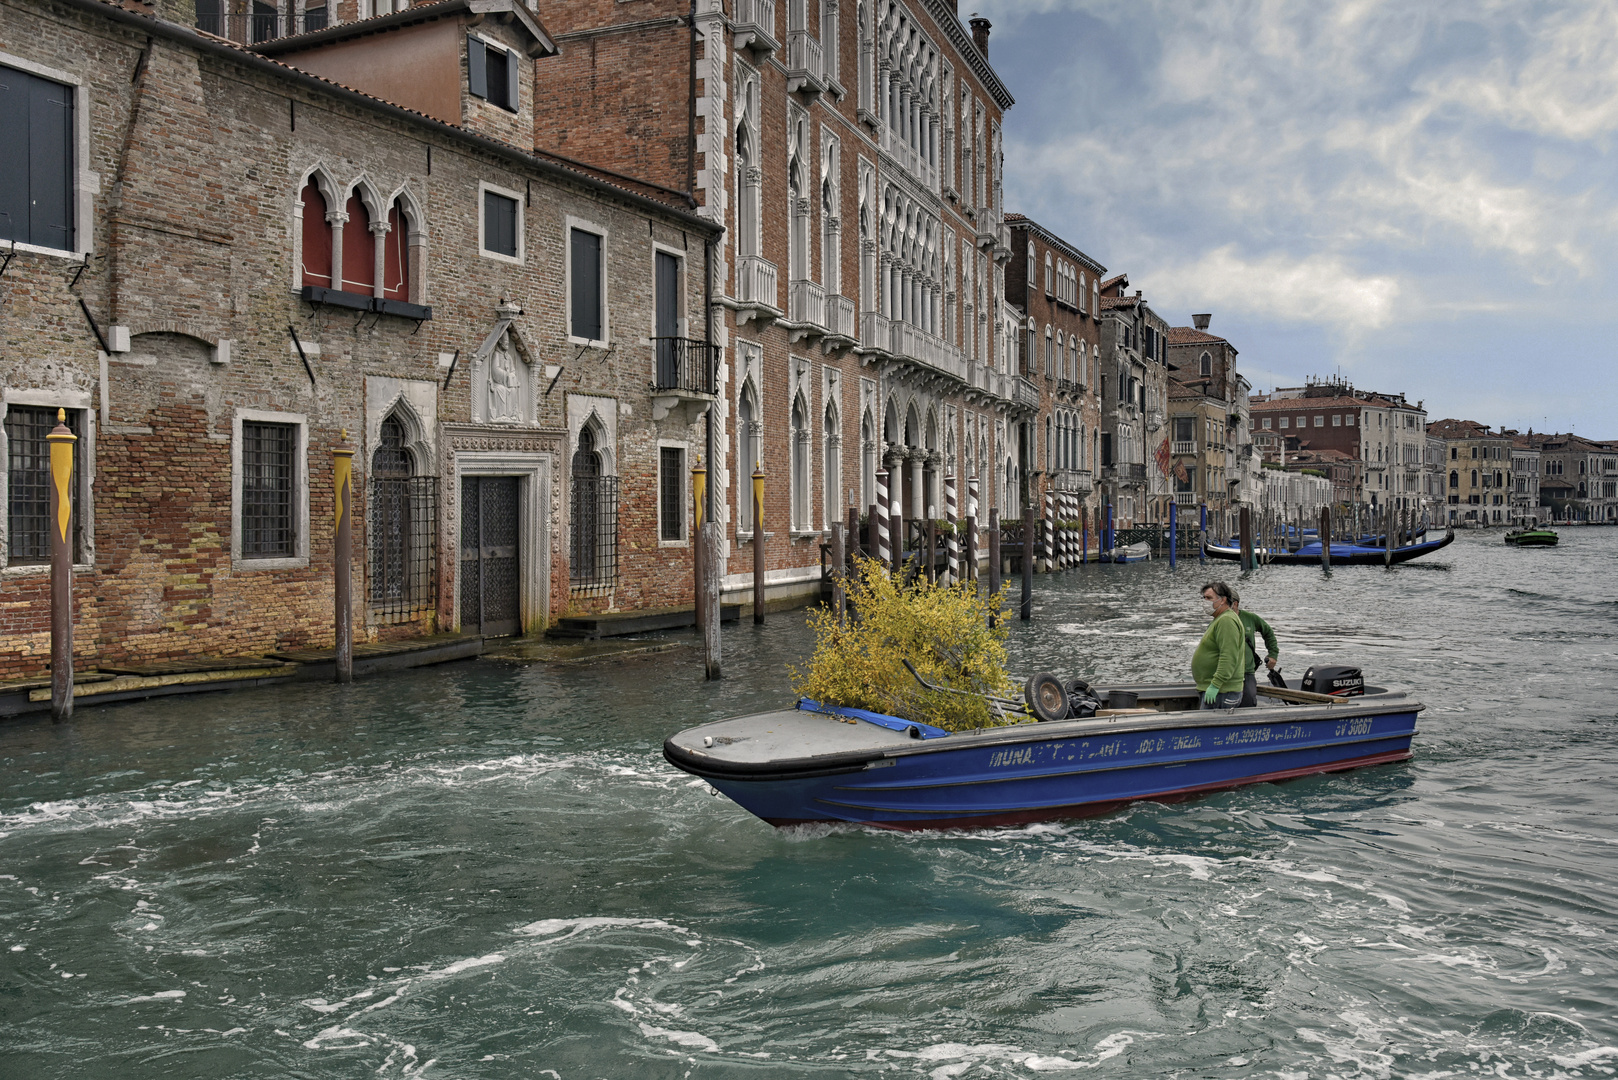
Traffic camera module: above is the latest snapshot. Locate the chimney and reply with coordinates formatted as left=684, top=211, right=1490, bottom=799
left=1192, top=313, right=1212, bottom=331
left=969, top=15, right=991, bottom=57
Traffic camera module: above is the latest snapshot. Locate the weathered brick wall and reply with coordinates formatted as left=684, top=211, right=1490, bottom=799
left=0, top=0, right=717, bottom=676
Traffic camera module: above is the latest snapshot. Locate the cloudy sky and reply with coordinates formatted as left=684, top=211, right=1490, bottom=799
left=973, top=0, right=1618, bottom=436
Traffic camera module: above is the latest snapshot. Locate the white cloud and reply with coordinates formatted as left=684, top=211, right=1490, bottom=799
left=1143, top=247, right=1401, bottom=331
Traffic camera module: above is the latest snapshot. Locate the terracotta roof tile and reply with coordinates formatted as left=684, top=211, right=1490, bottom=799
left=1166, top=327, right=1226, bottom=346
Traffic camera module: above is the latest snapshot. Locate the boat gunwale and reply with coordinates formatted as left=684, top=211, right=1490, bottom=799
left=663, top=687, right=1422, bottom=781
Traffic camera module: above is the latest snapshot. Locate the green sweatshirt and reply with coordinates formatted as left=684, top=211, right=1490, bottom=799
left=1192, top=609, right=1247, bottom=693
left=1238, top=610, right=1279, bottom=675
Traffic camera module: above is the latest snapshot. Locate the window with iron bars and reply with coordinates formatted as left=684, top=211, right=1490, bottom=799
left=569, top=428, right=618, bottom=593
left=369, top=416, right=437, bottom=624
left=241, top=420, right=297, bottom=559
left=4, top=405, right=81, bottom=565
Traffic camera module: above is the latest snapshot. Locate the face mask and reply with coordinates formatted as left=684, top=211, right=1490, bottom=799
left=1202, top=600, right=1218, bottom=618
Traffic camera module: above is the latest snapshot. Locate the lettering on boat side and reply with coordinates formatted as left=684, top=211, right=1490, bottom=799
left=989, top=747, right=1037, bottom=768
left=1334, top=719, right=1373, bottom=737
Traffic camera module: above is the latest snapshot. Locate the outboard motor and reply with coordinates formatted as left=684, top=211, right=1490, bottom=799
left=1301, top=665, right=1365, bottom=697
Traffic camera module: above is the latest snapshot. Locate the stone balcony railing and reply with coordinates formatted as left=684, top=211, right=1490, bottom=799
left=1174, top=491, right=1198, bottom=506
left=1015, top=375, right=1041, bottom=411
left=788, top=278, right=827, bottom=334
left=734, top=255, right=781, bottom=325
left=824, top=294, right=857, bottom=344
left=732, top=0, right=779, bottom=56
left=786, top=29, right=826, bottom=95
left=1171, top=440, right=1196, bottom=456
left=1052, top=469, right=1093, bottom=494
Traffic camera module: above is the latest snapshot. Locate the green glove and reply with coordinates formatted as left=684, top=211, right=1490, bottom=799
left=1203, top=685, right=1220, bottom=706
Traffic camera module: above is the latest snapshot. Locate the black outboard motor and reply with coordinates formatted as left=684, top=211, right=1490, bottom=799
left=1301, top=665, right=1365, bottom=697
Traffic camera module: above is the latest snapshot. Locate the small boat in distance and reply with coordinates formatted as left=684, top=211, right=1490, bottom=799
left=1202, top=528, right=1454, bottom=566
left=1504, top=527, right=1558, bottom=546
left=1102, top=541, right=1152, bottom=563
left=665, top=681, right=1420, bottom=831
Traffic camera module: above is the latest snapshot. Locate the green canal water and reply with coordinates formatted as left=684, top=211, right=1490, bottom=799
left=2, top=530, right=1616, bottom=1078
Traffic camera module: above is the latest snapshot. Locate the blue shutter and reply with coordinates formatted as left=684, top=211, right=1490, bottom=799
left=467, top=36, right=487, bottom=99
left=0, top=67, right=28, bottom=244
left=505, top=46, right=520, bottom=112
left=30, top=74, right=73, bottom=251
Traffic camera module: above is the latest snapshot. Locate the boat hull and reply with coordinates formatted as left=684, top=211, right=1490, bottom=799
left=1203, top=529, right=1453, bottom=566
left=667, top=693, right=1418, bottom=831
left=1504, top=530, right=1557, bottom=546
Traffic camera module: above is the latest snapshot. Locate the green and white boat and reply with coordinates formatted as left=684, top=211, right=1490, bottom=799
left=1504, top=527, right=1559, bottom=546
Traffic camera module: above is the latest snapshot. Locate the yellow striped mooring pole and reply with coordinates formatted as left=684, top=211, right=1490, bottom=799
left=333, top=430, right=354, bottom=684
left=47, top=410, right=76, bottom=722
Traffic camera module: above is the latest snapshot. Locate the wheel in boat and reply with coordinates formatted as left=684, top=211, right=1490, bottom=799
left=1025, top=672, right=1069, bottom=722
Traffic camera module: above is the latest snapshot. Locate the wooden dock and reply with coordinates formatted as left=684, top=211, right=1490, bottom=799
left=545, top=604, right=741, bottom=640
left=268, top=632, right=482, bottom=679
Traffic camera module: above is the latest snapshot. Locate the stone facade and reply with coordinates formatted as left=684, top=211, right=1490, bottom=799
left=1098, top=277, right=1170, bottom=528
left=1004, top=214, right=1102, bottom=551
left=0, top=0, right=719, bottom=675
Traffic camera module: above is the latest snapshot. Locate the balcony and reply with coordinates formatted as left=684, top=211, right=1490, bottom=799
left=786, top=29, right=827, bottom=96
left=1171, top=440, right=1196, bottom=456
left=1174, top=491, right=1198, bottom=506
left=732, top=0, right=779, bottom=57
left=860, top=310, right=890, bottom=353
left=788, top=279, right=827, bottom=341
left=1056, top=378, right=1080, bottom=400
left=1015, top=375, right=1041, bottom=412
left=1053, top=469, right=1094, bottom=494
left=974, top=206, right=997, bottom=248
left=651, top=337, right=719, bottom=423
left=822, top=294, right=857, bottom=351
left=1108, top=462, right=1147, bottom=484
left=734, top=255, right=781, bottom=326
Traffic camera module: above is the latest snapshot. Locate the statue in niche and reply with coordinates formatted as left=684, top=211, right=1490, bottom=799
left=488, top=340, right=521, bottom=422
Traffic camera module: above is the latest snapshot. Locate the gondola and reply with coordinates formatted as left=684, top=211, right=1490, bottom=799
left=1201, top=528, right=1454, bottom=566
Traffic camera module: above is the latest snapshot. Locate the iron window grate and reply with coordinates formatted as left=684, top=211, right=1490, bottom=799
left=660, top=447, right=684, bottom=541
left=242, top=421, right=296, bottom=558
left=570, top=474, right=618, bottom=594
left=5, top=405, right=79, bottom=565
left=370, top=476, right=437, bottom=623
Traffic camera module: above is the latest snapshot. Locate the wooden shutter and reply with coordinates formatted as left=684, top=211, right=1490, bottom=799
left=467, top=36, right=487, bottom=99
left=505, top=48, right=520, bottom=111
left=570, top=229, right=602, bottom=341
left=0, top=65, right=73, bottom=250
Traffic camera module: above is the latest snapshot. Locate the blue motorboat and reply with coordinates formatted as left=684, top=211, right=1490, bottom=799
left=664, top=681, right=1419, bottom=830
left=1203, top=528, right=1453, bottom=566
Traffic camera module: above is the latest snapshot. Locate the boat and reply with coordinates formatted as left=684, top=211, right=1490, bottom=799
left=664, top=681, right=1419, bottom=831
left=1102, top=541, right=1151, bottom=563
left=1504, top=527, right=1558, bottom=546
left=1202, top=528, right=1454, bottom=566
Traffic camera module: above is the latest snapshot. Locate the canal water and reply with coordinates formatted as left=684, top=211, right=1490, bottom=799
left=3, top=530, right=1616, bottom=1078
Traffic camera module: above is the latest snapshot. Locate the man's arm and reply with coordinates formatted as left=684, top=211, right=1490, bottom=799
left=1256, top=613, right=1279, bottom=661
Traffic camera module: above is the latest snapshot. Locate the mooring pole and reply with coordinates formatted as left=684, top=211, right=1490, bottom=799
left=830, top=521, right=846, bottom=623
left=965, top=476, right=979, bottom=584
left=1199, top=503, right=1208, bottom=562
left=702, top=521, right=722, bottom=679
left=873, top=468, right=890, bottom=568
left=1168, top=500, right=1178, bottom=569
left=1239, top=506, right=1253, bottom=572
left=1320, top=506, right=1332, bottom=570
left=987, top=508, right=1002, bottom=613
left=1021, top=498, right=1034, bottom=621
left=889, top=473, right=903, bottom=578
left=47, top=410, right=76, bottom=722
left=1384, top=506, right=1394, bottom=567
left=333, top=430, right=354, bottom=684
left=752, top=463, right=766, bottom=623
left=691, top=460, right=707, bottom=631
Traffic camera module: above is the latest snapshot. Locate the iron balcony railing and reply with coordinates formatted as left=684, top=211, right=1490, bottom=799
left=788, top=279, right=827, bottom=330
left=652, top=337, right=719, bottom=395
left=735, top=255, right=780, bottom=311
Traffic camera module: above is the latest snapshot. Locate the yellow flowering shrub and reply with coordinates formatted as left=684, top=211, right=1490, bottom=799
left=790, top=556, right=1019, bottom=732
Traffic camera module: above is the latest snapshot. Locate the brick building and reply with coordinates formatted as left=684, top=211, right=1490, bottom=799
left=524, top=0, right=1028, bottom=605
left=1098, top=275, right=1170, bottom=527
left=1164, top=315, right=1241, bottom=527
left=1005, top=213, right=1102, bottom=545
left=0, top=0, right=722, bottom=675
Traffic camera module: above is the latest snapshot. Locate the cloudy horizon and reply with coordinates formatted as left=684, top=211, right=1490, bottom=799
left=974, top=0, right=1617, bottom=436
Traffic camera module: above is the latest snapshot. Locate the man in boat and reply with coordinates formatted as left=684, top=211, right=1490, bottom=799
left=1229, top=590, right=1280, bottom=708
left=1195, top=582, right=1247, bottom=709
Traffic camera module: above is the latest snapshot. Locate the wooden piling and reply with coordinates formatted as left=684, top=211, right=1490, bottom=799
left=1021, top=499, right=1034, bottom=621
left=752, top=464, right=766, bottom=623
left=691, top=462, right=707, bottom=631
left=1319, top=506, right=1332, bottom=569
left=702, top=522, right=722, bottom=679
left=830, top=522, right=846, bottom=623
left=1239, top=506, right=1253, bottom=571
left=987, top=508, right=1001, bottom=600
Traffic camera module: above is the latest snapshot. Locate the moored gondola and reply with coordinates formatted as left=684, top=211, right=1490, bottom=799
left=1202, top=528, right=1454, bottom=566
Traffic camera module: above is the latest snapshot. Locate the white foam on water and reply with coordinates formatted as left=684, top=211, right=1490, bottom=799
left=637, top=1022, right=718, bottom=1053
left=515, top=916, right=686, bottom=941
left=1551, top=1045, right=1618, bottom=1068
left=124, top=989, right=186, bottom=1004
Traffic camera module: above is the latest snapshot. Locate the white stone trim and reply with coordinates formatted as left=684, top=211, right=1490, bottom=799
left=656, top=438, right=690, bottom=548
left=231, top=408, right=310, bottom=571
left=0, top=392, right=97, bottom=572
left=451, top=451, right=552, bottom=635
left=478, top=180, right=525, bottom=264
left=0, top=50, right=100, bottom=261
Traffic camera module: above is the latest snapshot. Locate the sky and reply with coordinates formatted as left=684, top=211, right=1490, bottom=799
left=972, top=0, right=1618, bottom=436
